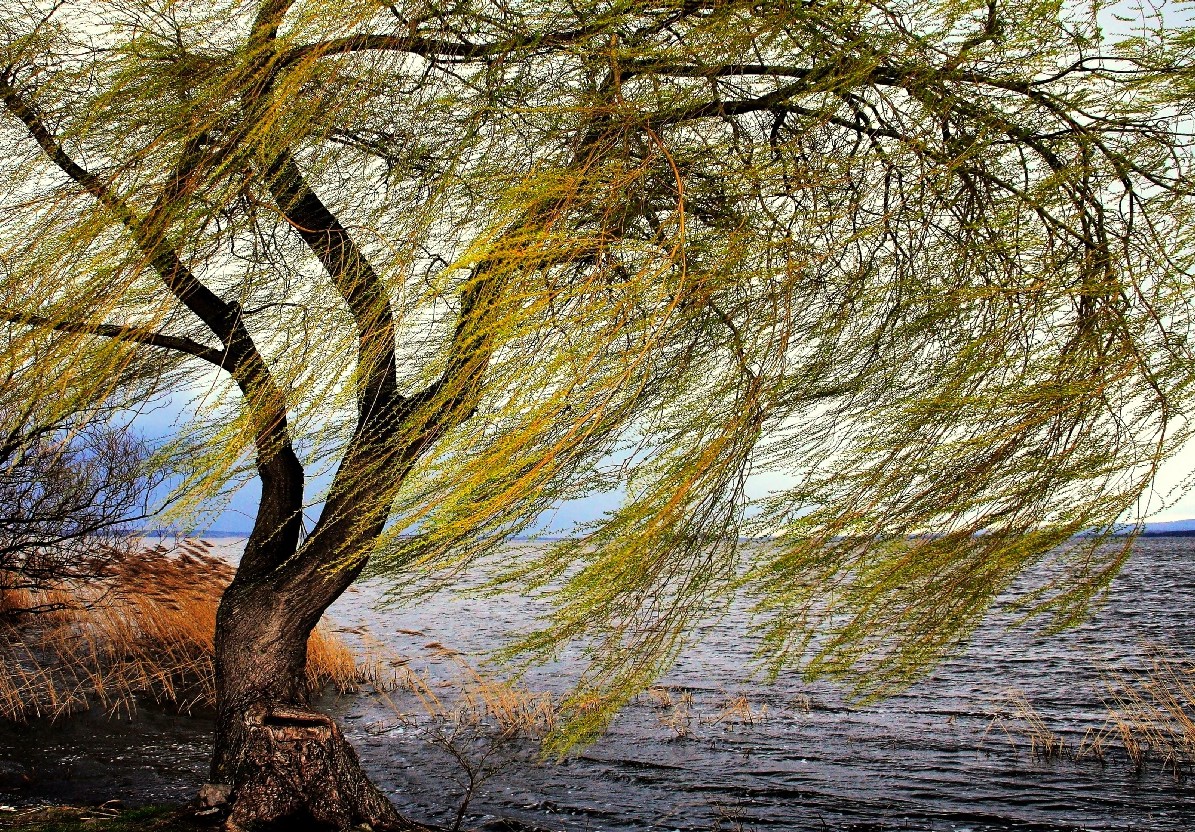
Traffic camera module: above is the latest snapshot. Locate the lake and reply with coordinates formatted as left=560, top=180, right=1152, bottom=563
left=3, top=536, right=1194, bottom=830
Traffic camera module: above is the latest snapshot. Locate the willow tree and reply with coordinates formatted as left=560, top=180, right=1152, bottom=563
left=2, top=0, right=1193, bottom=827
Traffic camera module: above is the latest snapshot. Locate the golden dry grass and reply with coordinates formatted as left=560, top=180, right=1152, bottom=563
left=986, top=689, right=1067, bottom=759
left=987, top=647, right=1195, bottom=772
left=0, top=539, right=359, bottom=721
left=363, top=641, right=557, bottom=740
left=705, top=693, right=768, bottom=727
left=642, top=685, right=769, bottom=737
left=1078, top=648, right=1195, bottom=771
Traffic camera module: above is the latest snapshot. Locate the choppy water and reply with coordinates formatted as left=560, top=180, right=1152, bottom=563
left=3, top=537, right=1195, bottom=830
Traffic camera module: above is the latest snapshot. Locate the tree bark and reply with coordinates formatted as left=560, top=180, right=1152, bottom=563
left=209, top=568, right=420, bottom=831
left=220, top=703, right=411, bottom=832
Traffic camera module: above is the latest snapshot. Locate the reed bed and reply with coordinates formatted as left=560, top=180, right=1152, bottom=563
left=1079, top=648, right=1195, bottom=771
left=0, top=539, right=358, bottom=721
left=989, top=646, right=1195, bottom=773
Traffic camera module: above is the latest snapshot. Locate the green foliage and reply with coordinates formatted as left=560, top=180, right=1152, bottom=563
left=1, top=0, right=1193, bottom=750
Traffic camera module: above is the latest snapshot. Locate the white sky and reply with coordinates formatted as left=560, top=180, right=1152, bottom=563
left=1103, top=0, right=1195, bottom=522
left=22, top=0, right=1195, bottom=530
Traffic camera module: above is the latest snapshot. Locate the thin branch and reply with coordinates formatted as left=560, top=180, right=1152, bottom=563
left=2, top=311, right=228, bottom=367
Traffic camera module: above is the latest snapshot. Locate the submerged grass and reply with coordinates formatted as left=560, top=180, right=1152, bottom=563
left=0, top=540, right=359, bottom=721
left=990, top=645, right=1195, bottom=773
left=363, top=640, right=558, bottom=739
left=1080, top=647, right=1195, bottom=772
left=985, top=689, right=1068, bottom=759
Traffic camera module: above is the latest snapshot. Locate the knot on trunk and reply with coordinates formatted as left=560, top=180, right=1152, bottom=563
left=197, top=783, right=232, bottom=812
left=221, top=704, right=417, bottom=832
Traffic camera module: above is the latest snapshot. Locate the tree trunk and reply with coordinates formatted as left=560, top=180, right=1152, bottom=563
left=208, top=573, right=419, bottom=832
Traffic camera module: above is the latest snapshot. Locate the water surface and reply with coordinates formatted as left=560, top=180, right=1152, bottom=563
left=3, top=537, right=1194, bottom=830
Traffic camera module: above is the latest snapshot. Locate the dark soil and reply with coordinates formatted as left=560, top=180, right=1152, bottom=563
left=0, top=805, right=206, bottom=832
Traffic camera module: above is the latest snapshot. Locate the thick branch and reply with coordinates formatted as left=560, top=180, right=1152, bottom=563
left=275, top=3, right=723, bottom=69
left=280, top=23, right=619, bottom=67
left=0, top=79, right=304, bottom=578
left=249, top=0, right=297, bottom=52
left=263, top=150, right=399, bottom=421
left=254, top=149, right=407, bottom=611
left=267, top=204, right=542, bottom=612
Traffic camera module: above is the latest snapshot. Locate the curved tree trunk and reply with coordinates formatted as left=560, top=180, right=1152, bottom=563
left=3, top=11, right=473, bottom=825
left=5, top=6, right=502, bottom=824
left=208, top=571, right=418, bottom=832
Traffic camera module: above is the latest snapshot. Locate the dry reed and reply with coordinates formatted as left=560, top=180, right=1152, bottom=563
left=643, top=685, right=769, bottom=737
left=0, top=539, right=359, bottom=721
left=987, top=647, right=1195, bottom=773
left=705, top=693, right=768, bottom=727
left=986, top=689, right=1067, bottom=759
left=1079, top=647, right=1195, bottom=772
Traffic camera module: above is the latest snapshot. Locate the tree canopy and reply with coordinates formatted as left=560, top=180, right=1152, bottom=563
left=2, top=0, right=1194, bottom=750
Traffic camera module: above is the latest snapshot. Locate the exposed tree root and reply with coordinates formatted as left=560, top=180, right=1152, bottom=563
left=219, top=704, right=428, bottom=832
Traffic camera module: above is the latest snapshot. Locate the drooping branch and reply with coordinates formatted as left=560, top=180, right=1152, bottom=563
left=0, top=79, right=304, bottom=577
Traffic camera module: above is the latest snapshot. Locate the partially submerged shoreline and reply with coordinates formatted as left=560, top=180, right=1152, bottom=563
left=5, top=537, right=1195, bottom=830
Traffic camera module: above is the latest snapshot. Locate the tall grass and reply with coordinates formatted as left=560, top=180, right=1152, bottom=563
left=1079, top=648, right=1195, bottom=772
left=0, top=539, right=358, bottom=721
left=990, top=646, right=1195, bottom=773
